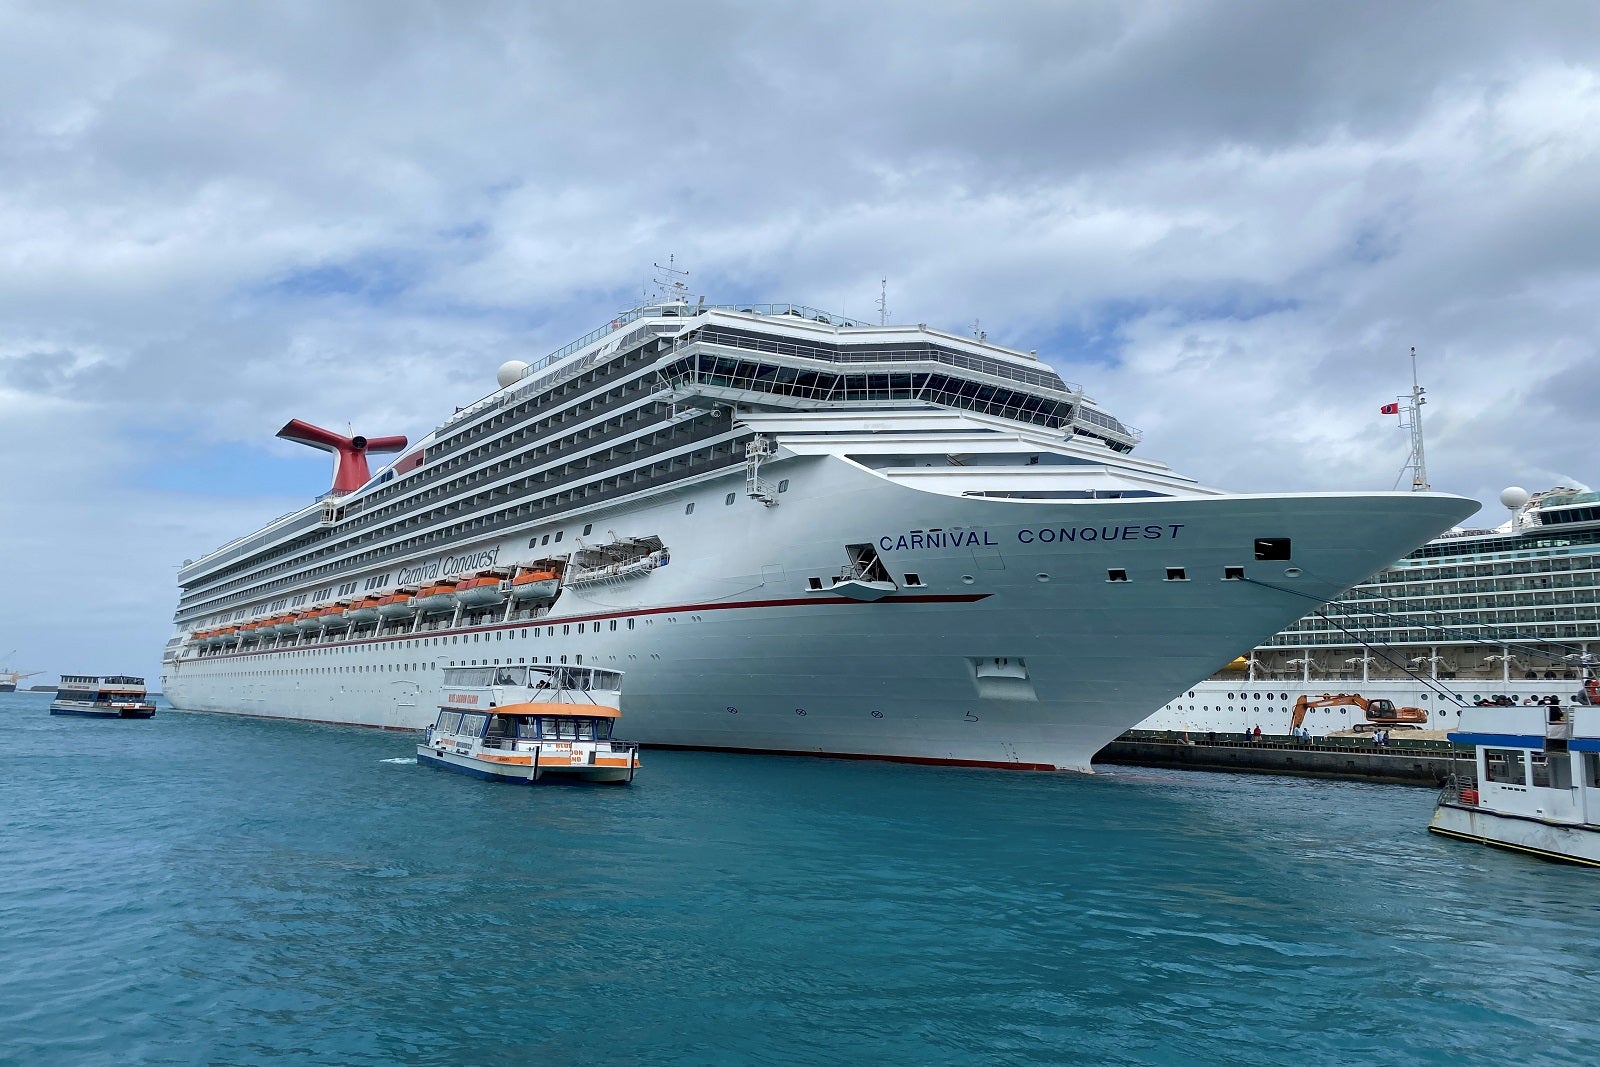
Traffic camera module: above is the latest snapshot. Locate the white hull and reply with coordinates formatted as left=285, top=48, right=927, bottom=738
left=164, top=457, right=1469, bottom=771
left=1429, top=802, right=1600, bottom=866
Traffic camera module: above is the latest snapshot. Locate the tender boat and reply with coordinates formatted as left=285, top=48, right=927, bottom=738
left=294, top=611, right=324, bottom=633
left=50, top=675, right=157, bottom=719
left=1429, top=686, right=1600, bottom=866
left=418, top=664, right=638, bottom=784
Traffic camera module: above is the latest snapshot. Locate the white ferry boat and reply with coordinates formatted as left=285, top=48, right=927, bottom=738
left=50, top=675, right=157, bottom=718
left=1139, top=484, right=1600, bottom=739
left=161, top=290, right=1472, bottom=771
left=1428, top=698, right=1600, bottom=866
left=419, top=664, right=639, bottom=784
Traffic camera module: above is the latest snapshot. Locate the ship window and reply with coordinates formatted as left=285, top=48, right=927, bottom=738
left=725, top=493, right=736, bottom=506
left=1224, top=566, right=1245, bottom=580
left=1166, top=567, right=1187, bottom=581
left=627, top=619, right=635, bottom=630
left=1254, top=538, right=1292, bottom=561
left=610, top=620, right=617, bottom=631
left=808, top=577, right=824, bottom=590
left=542, top=535, right=550, bottom=546
left=685, top=502, right=695, bottom=515
left=904, top=573, right=924, bottom=587
left=1107, top=569, right=1129, bottom=582
left=554, top=532, right=563, bottom=542
left=583, top=523, right=593, bottom=535
left=778, top=479, right=789, bottom=493
left=563, top=625, right=570, bottom=635
left=1484, top=749, right=1526, bottom=785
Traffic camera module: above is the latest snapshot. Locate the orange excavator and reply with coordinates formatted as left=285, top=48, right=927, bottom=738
left=1290, top=693, right=1428, bottom=732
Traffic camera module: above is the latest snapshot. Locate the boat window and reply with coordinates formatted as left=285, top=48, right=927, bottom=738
left=443, top=666, right=495, bottom=686
left=493, top=666, right=528, bottom=686
left=574, top=719, right=596, bottom=740
left=458, top=713, right=489, bottom=737
left=1483, top=748, right=1526, bottom=785
left=595, top=718, right=613, bottom=740
left=593, top=670, right=621, bottom=690
left=556, top=718, right=579, bottom=740
left=437, top=711, right=462, bottom=734
left=516, top=720, right=541, bottom=739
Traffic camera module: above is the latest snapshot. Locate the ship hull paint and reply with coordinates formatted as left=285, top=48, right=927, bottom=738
left=417, top=747, right=632, bottom=784
left=165, top=457, right=1473, bottom=771
left=1429, top=802, right=1600, bottom=867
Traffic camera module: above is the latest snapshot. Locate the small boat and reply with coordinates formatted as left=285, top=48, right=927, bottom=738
left=321, top=605, right=351, bottom=630
left=510, top=567, right=561, bottom=601
left=1429, top=692, right=1600, bottom=866
left=418, top=664, right=638, bottom=784
left=410, top=580, right=459, bottom=614
left=345, top=596, right=384, bottom=624
left=294, top=611, right=324, bottom=633
left=376, top=590, right=418, bottom=619
left=454, top=574, right=506, bottom=609
left=50, top=675, right=157, bottom=719
left=267, top=614, right=299, bottom=636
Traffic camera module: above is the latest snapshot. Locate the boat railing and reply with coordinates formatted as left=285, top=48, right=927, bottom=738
left=1437, top=771, right=1481, bottom=807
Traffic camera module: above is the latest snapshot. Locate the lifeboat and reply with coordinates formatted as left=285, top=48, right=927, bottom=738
left=294, top=610, right=325, bottom=633
left=268, top=614, right=299, bottom=636
left=454, top=574, right=506, bottom=609
left=345, top=596, right=383, bottom=624
left=376, top=590, right=418, bottom=619
left=510, top=568, right=560, bottom=601
left=410, top=580, right=459, bottom=614
left=321, top=605, right=351, bottom=630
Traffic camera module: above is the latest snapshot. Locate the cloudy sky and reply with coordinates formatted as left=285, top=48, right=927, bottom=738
left=3, top=0, right=1598, bottom=684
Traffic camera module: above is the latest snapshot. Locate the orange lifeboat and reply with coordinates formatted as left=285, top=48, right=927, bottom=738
left=376, top=589, right=418, bottom=620
left=345, top=596, right=384, bottom=624
left=411, top=580, right=459, bottom=614
left=455, top=574, right=506, bottom=609
left=510, top=568, right=560, bottom=600
left=294, top=609, right=325, bottom=633
left=321, top=603, right=351, bottom=630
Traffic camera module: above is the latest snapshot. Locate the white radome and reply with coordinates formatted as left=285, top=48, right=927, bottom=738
left=496, top=360, right=530, bottom=389
left=1500, top=486, right=1530, bottom=510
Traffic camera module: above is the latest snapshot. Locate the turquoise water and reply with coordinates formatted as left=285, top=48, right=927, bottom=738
left=1, top=691, right=1596, bottom=1066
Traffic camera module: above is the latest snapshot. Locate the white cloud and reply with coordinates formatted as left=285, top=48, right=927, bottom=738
left=2, top=0, right=1599, bottom=678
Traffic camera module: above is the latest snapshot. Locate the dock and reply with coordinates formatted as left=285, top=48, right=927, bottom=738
left=1095, top=730, right=1470, bottom=786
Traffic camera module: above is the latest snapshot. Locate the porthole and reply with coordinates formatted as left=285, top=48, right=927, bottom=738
left=1036, top=573, right=1050, bottom=583
left=583, top=523, right=593, bottom=535
left=777, top=479, right=789, bottom=493
left=961, top=575, right=976, bottom=584
left=1284, top=567, right=1302, bottom=578
left=725, top=493, right=736, bottom=505
left=685, top=502, right=695, bottom=515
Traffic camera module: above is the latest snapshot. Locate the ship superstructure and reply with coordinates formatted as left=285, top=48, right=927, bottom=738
left=1141, top=485, right=1600, bottom=736
left=163, top=298, right=1473, bottom=770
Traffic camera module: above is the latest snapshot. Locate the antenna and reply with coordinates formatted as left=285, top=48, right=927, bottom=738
left=877, top=278, right=889, bottom=326
left=1390, top=346, right=1430, bottom=492
left=971, top=318, right=986, bottom=342
left=651, top=255, right=691, bottom=305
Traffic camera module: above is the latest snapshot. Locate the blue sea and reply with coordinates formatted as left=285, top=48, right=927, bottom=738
left=1, top=691, right=1597, bottom=1066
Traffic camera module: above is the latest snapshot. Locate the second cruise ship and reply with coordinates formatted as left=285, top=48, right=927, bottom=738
left=162, top=292, right=1474, bottom=770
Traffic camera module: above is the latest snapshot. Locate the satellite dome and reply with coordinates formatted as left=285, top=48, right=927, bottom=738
left=1499, top=486, right=1530, bottom=510
left=496, top=360, right=530, bottom=389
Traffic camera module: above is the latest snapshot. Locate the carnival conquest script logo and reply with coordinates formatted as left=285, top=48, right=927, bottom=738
left=877, top=524, right=1186, bottom=551
left=398, top=546, right=502, bottom=585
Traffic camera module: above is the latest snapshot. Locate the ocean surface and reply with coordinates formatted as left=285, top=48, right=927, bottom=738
left=2, top=691, right=1597, bottom=1066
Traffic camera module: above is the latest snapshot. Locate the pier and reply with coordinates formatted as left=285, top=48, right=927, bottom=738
left=1096, top=730, right=1469, bottom=786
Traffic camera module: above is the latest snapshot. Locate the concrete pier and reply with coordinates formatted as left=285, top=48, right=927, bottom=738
left=1095, top=731, right=1470, bottom=786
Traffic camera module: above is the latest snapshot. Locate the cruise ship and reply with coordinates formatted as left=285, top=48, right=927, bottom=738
left=161, top=294, right=1473, bottom=770
left=1139, top=485, right=1600, bottom=737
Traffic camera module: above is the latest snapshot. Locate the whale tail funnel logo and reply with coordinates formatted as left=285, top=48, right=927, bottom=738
left=277, top=419, right=408, bottom=495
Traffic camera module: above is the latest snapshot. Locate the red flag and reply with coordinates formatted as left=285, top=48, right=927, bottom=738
left=1380, top=402, right=1400, bottom=415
